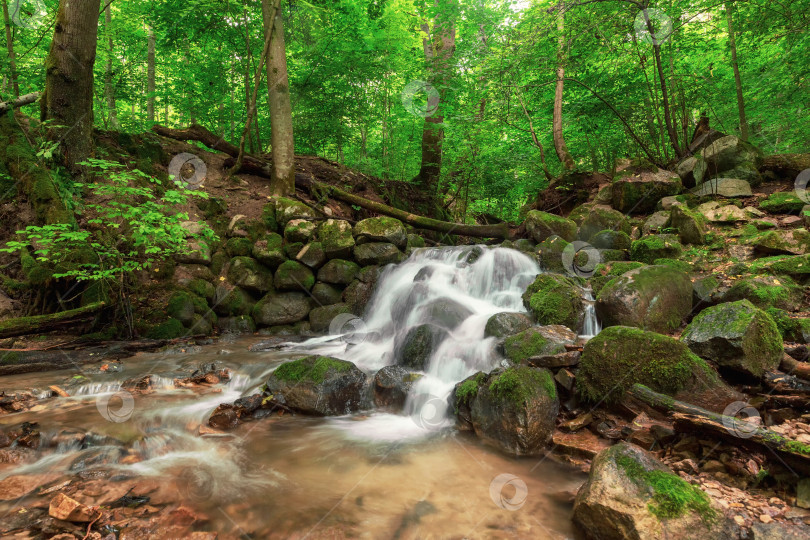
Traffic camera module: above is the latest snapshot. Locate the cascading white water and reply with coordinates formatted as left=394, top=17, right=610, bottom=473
left=302, top=246, right=541, bottom=439
left=580, top=288, right=601, bottom=339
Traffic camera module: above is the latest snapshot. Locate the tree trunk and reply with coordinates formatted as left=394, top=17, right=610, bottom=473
left=243, top=4, right=256, bottom=154
left=261, top=0, right=295, bottom=196
left=1, top=0, right=19, bottom=97
left=725, top=2, right=749, bottom=141
left=641, top=9, right=683, bottom=158
left=104, top=4, right=118, bottom=129
left=553, top=3, right=575, bottom=170
left=147, top=26, right=155, bottom=124
left=416, top=0, right=456, bottom=196
left=41, top=0, right=102, bottom=170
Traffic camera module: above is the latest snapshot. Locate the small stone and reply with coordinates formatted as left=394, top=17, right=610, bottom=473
left=49, top=492, right=96, bottom=522
left=759, top=514, right=773, bottom=523
left=734, top=515, right=745, bottom=526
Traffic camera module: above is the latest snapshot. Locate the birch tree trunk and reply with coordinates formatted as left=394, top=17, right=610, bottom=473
left=553, top=3, right=575, bottom=170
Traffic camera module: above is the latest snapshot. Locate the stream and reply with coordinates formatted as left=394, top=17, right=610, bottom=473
left=0, top=246, right=594, bottom=538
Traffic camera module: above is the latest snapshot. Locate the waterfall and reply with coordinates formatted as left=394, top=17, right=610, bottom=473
left=580, top=288, right=601, bottom=339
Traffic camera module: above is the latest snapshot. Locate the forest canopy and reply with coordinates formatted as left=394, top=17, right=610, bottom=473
left=2, top=0, right=809, bottom=220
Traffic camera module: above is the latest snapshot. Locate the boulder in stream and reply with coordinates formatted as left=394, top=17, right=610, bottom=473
left=264, top=356, right=368, bottom=416
left=501, top=326, right=576, bottom=363
left=523, top=210, right=577, bottom=243
left=573, top=442, right=738, bottom=540
left=484, top=312, right=533, bottom=338
left=451, top=366, right=559, bottom=456
left=373, top=365, right=423, bottom=410
left=522, top=274, right=585, bottom=331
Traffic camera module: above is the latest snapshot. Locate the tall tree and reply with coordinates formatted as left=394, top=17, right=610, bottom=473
left=41, top=0, right=102, bottom=169
left=725, top=2, right=748, bottom=140
left=261, top=0, right=295, bottom=196
left=416, top=0, right=456, bottom=196
left=104, top=4, right=118, bottom=129
left=1, top=0, right=19, bottom=98
left=553, top=2, right=575, bottom=170
left=147, top=25, right=155, bottom=124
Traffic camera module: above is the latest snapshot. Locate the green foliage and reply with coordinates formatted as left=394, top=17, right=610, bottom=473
left=1, top=159, right=216, bottom=284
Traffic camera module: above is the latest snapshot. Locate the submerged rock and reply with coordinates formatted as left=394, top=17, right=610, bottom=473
left=681, top=300, right=783, bottom=378
left=595, top=265, right=693, bottom=334
left=451, top=366, right=559, bottom=456
left=573, top=442, right=737, bottom=540
left=373, top=365, right=422, bottom=410
left=264, top=356, right=368, bottom=415
left=396, top=324, right=448, bottom=370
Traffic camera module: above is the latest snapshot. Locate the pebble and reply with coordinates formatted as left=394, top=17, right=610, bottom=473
left=734, top=515, right=745, bottom=526
left=759, top=514, right=773, bottom=524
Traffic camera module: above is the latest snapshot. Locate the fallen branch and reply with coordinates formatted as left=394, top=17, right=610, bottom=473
left=152, top=123, right=511, bottom=239
left=780, top=354, right=810, bottom=381
left=629, top=384, right=810, bottom=472
left=0, top=302, right=105, bottom=339
left=0, top=92, right=40, bottom=114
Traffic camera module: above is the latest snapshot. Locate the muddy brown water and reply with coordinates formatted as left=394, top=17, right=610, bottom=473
left=0, top=337, right=586, bottom=538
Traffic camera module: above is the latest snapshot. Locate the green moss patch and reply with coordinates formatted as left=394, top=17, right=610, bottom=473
left=273, top=355, right=354, bottom=384
left=489, top=366, right=557, bottom=406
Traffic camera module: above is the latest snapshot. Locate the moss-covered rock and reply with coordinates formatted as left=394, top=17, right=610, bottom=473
left=760, top=192, right=806, bottom=215
left=595, top=265, right=692, bottom=333
left=251, top=233, right=286, bottom=269
left=353, top=217, right=407, bottom=249
left=308, top=303, right=353, bottom=333
left=451, top=366, right=559, bottom=456
left=590, top=229, right=632, bottom=250
left=311, top=282, right=344, bottom=306
left=166, top=290, right=205, bottom=326
left=225, top=237, right=253, bottom=257
left=630, top=235, right=683, bottom=264
left=588, top=261, right=646, bottom=296
left=145, top=318, right=185, bottom=340
left=226, top=256, right=274, bottom=293
left=283, top=219, right=317, bottom=245
left=578, top=206, right=632, bottom=240
left=274, top=197, right=317, bottom=226
left=537, top=235, right=570, bottom=273
left=187, top=278, right=216, bottom=302
left=682, top=300, right=782, bottom=377
left=652, top=258, right=693, bottom=273
left=484, top=312, right=533, bottom=339
left=209, top=250, right=229, bottom=276
left=406, top=234, right=426, bottom=251
left=373, top=365, right=422, bottom=410
left=212, top=284, right=254, bottom=316
left=217, top=315, right=256, bottom=334
left=642, top=210, right=671, bottom=235
left=670, top=205, right=707, bottom=245
left=252, top=292, right=311, bottom=326
left=354, top=242, right=404, bottom=266
left=522, top=274, right=584, bottom=330
left=502, top=326, right=575, bottom=362
left=612, top=171, right=683, bottom=214
left=274, top=260, right=315, bottom=292
left=524, top=210, right=577, bottom=243
left=751, top=230, right=809, bottom=256
left=343, top=267, right=380, bottom=315
left=294, top=241, right=327, bottom=269
left=573, top=442, right=734, bottom=540
left=578, top=326, right=723, bottom=405
left=723, top=274, right=804, bottom=311
left=264, top=356, right=367, bottom=415
left=396, top=324, right=448, bottom=370
left=513, top=238, right=536, bottom=253
left=317, top=259, right=360, bottom=285
left=317, top=219, right=355, bottom=259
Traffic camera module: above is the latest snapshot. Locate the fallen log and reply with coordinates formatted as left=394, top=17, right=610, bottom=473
left=780, top=354, right=810, bottom=381
left=153, top=123, right=511, bottom=239
left=761, top=153, right=810, bottom=179
left=629, top=384, right=810, bottom=472
left=0, top=301, right=105, bottom=339
left=0, top=92, right=40, bottom=114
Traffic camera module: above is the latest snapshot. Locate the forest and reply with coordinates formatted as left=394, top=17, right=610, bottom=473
left=0, top=0, right=809, bottom=538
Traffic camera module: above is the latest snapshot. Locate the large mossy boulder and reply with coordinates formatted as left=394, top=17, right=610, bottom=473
left=723, top=274, right=804, bottom=311
left=317, top=219, right=355, bottom=259
left=226, top=256, right=274, bottom=293
left=354, top=242, right=404, bottom=266
left=252, top=234, right=286, bottom=270
left=692, top=177, right=752, bottom=198
left=274, top=260, right=315, bottom=292
left=612, top=171, right=682, bottom=214
left=681, top=300, right=783, bottom=377
left=264, top=356, right=367, bottom=416
left=353, top=217, right=407, bottom=249
left=217, top=315, right=256, bottom=334
left=630, top=235, right=683, bottom=264
left=317, top=259, right=360, bottom=285
left=502, top=326, right=576, bottom=363
left=522, top=274, right=584, bottom=330
left=274, top=197, right=317, bottom=227
left=588, top=261, right=645, bottom=296
left=699, top=135, right=763, bottom=177
left=451, top=366, right=559, bottom=456
left=578, top=326, right=724, bottom=407
left=590, top=229, right=632, bottom=250
left=523, top=210, right=577, bottom=243
left=484, top=312, right=533, bottom=338
left=577, top=206, right=632, bottom=241
left=252, top=292, right=311, bottom=326
left=283, top=219, right=317, bottom=244
left=311, top=282, right=344, bottom=306
left=212, top=284, right=253, bottom=316
left=760, top=192, right=807, bottom=215
left=537, top=235, right=570, bottom=274
left=595, top=265, right=693, bottom=334
left=670, top=205, right=706, bottom=245
left=167, top=290, right=207, bottom=326
left=573, top=442, right=735, bottom=540
left=396, top=324, right=448, bottom=370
